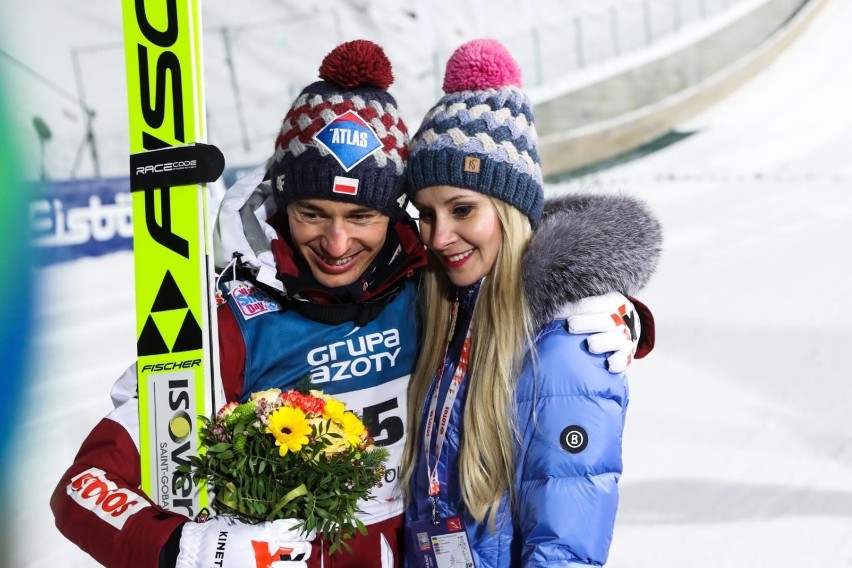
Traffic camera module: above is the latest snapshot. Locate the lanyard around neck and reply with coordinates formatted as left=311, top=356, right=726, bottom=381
left=423, top=300, right=474, bottom=507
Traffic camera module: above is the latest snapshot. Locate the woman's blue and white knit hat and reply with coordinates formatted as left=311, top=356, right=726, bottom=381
left=407, top=39, right=544, bottom=226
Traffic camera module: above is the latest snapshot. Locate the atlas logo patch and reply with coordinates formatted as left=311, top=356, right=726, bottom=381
left=313, top=110, right=382, bottom=171
left=333, top=175, right=359, bottom=195
left=560, top=425, right=588, bottom=454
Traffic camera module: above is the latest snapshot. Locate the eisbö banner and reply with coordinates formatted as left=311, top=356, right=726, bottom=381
left=29, top=177, right=133, bottom=265
left=27, top=168, right=243, bottom=266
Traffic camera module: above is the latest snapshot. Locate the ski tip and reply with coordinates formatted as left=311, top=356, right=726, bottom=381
left=318, top=39, right=394, bottom=91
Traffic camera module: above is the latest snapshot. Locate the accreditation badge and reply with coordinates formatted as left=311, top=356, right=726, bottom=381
left=407, top=517, right=477, bottom=568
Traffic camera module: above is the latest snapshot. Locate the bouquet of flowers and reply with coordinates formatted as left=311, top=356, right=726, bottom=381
left=178, top=383, right=389, bottom=554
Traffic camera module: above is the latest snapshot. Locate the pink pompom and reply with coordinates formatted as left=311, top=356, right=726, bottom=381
left=442, top=39, right=522, bottom=93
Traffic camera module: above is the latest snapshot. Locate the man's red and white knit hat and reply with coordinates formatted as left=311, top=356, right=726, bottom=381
left=269, top=40, right=410, bottom=218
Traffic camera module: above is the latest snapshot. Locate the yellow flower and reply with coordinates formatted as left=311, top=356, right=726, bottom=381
left=266, top=406, right=312, bottom=456
left=340, top=411, right=367, bottom=448
left=320, top=411, right=368, bottom=455
left=323, top=420, right=349, bottom=455
left=323, top=399, right=346, bottom=422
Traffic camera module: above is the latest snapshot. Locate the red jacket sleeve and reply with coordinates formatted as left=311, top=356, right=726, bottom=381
left=50, top=366, right=187, bottom=567
left=628, top=296, right=655, bottom=359
left=217, top=303, right=246, bottom=402
left=51, top=312, right=248, bottom=566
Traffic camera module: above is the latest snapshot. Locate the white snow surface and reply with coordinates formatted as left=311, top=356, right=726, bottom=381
left=12, top=0, right=852, bottom=566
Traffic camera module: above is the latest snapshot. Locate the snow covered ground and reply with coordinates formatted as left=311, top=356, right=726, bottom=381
left=553, top=0, right=852, bottom=564
left=11, top=0, right=852, bottom=566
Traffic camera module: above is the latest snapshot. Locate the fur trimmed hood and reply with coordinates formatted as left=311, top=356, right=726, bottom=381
left=523, top=193, right=663, bottom=329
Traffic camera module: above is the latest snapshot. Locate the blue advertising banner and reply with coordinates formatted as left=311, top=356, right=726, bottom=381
left=29, top=165, right=255, bottom=266
left=29, top=177, right=133, bottom=265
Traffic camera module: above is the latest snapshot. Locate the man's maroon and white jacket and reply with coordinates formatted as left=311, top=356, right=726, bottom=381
left=50, top=168, right=423, bottom=568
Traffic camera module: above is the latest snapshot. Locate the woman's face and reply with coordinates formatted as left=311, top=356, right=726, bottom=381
left=413, top=186, right=503, bottom=287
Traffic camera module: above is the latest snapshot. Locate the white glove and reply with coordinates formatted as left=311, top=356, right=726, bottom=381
left=558, top=292, right=641, bottom=374
left=176, top=516, right=315, bottom=568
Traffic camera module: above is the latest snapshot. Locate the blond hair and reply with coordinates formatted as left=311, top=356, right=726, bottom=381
left=401, top=198, right=534, bottom=529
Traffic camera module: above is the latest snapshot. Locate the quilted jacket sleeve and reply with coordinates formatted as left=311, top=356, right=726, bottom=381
left=514, top=324, right=629, bottom=567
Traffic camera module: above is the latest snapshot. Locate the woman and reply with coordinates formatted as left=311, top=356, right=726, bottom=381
left=401, top=39, right=662, bottom=567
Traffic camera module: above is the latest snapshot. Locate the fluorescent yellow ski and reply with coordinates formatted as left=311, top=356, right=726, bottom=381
left=121, top=0, right=222, bottom=517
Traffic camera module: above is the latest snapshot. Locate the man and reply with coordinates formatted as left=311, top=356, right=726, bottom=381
left=51, top=40, right=650, bottom=568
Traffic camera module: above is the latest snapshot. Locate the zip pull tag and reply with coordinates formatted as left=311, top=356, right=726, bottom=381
left=430, top=496, right=440, bottom=526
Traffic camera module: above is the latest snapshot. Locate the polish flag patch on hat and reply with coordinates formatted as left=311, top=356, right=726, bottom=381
left=333, top=175, right=359, bottom=195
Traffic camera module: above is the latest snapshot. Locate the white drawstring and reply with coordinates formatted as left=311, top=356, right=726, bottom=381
left=214, top=254, right=241, bottom=294
left=213, top=254, right=242, bottom=308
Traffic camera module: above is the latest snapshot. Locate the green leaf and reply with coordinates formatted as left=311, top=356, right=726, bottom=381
left=266, top=484, right=309, bottom=521
left=294, top=374, right=314, bottom=394
left=354, top=517, right=368, bottom=535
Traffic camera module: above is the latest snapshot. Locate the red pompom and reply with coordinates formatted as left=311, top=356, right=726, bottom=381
left=318, top=40, right=394, bottom=90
